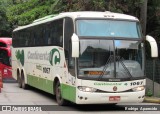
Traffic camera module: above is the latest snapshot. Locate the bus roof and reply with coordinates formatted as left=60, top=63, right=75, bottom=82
left=0, top=38, right=12, bottom=45
left=13, top=11, right=139, bottom=32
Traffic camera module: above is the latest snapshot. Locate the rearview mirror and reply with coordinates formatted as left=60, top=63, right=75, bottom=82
left=146, top=35, right=158, bottom=58
left=71, top=33, right=79, bottom=57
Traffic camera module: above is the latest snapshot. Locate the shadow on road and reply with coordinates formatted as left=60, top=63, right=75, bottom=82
left=64, top=104, right=125, bottom=111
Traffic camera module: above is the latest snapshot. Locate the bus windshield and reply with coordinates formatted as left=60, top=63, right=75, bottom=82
left=0, top=49, right=11, bottom=66
left=76, top=19, right=142, bottom=38
left=78, top=40, right=144, bottom=80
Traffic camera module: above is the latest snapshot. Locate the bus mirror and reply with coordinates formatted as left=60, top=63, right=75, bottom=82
left=71, top=33, right=79, bottom=57
left=146, top=35, right=158, bottom=58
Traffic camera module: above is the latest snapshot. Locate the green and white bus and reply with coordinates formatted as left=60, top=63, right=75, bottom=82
left=12, top=11, right=158, bottom=105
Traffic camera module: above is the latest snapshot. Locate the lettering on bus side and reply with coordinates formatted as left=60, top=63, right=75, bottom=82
left=130, top=81, right=143, bottom=86
left=43, top=67, right=50, bottom=74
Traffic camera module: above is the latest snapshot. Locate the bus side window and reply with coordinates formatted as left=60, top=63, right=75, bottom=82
left=50, top=19, right=63, bottom=47
left=48, top=37, right=51, bottom=45
left=65, top=50, right=68, bottom=66
left=25, top=30, right=30, bottom=46
left=59, top=36, right=63, bottom=47
left=30, top=27, right=37, bottom=46
left=45, top=22, right=51, bottom=45
left=68, top=43, right=75, bottom=76
left=39, top=27, right=44, bottom=46
left=64, top=17, right=74, bottom=76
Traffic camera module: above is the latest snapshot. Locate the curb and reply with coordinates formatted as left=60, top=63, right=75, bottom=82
left=144, top=97, right=160, bottom=104
left=3, top=78, right=17, bottom=83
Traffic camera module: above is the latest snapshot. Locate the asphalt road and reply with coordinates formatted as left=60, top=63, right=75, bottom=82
left=0, top=83, right=159, bottom=114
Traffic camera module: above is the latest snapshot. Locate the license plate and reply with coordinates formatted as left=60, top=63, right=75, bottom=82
left=109, top=96, right=120, bottom=101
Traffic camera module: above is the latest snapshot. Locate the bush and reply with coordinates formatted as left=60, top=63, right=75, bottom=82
left=146, top=88, right=153, bottom=97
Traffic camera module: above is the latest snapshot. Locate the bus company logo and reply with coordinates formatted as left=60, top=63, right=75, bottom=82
left=49, top=48, right=61, bottom=66
left=113, top=86, right=117, bottom=91
left=15, top=50, right=24, bottom=66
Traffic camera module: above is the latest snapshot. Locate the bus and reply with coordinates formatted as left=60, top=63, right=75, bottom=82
left=12, top=11, right=158, bottom=105
left=0, top=38, right=12, bottom=80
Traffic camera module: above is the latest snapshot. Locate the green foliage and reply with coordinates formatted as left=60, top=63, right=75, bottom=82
left=17, top=5, right=50, bottom=25
left=7, top=0, right=54, bottom=25
left=147, top=0, right=160, bottom=40
left=0, top=0, right=12, bottom=36
left=146, top=88, right=153, bottom=97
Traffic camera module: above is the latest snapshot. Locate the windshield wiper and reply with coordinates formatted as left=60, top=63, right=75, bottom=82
left=116, top=56, right=132, bottom=78
left=98, top=55, right=132, bottom=81
left=98, top=55, right=114, bottom=81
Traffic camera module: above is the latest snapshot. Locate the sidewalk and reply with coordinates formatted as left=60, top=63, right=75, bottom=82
left=144, top=96, right=160, bottom=104
left=3, top=78, right=17, bottom=83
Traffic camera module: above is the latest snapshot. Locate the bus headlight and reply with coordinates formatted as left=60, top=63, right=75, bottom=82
left=132, top=86, right=145, bottom=92
left=78, top=86, right=97, bottom=92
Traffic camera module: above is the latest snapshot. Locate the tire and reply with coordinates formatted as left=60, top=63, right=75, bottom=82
left=55, top=81, right=66, bottom=105
left=17, top=72, right=22, bottom=88
left=21, top=72, right=28, bottom=89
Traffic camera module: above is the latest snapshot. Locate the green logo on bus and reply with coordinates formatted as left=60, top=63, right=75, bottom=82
left=15, top=50, right=24, bottom=66
left=49, top=49, right=61, bottom=66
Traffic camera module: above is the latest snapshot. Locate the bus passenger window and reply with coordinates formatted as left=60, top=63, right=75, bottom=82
left=65, top=50, right=68, bottom=66
left=69, top=58, right=75, bottom=76
left=68, top=44, right=75, bottom=76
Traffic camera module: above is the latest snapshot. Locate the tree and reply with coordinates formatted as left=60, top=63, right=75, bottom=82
left=7, top=0, right=54, bottom=26
left=0, top=0, right=12, bottom=37
left=140, top=0, right=148, bottom=35
left=147, top=0, right=160, bottom=40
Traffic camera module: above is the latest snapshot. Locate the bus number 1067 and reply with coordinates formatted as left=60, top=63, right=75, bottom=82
left=43, top=67, right=50, bottom=74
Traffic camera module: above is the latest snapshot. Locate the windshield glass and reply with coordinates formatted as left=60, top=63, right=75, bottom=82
left=114, top=40, right=144, bottom=78
left=76, top=20, right=142, bottom=38
left=0, top=49, right=11, bottom=66
left=78, top=40, right=144, bottom=80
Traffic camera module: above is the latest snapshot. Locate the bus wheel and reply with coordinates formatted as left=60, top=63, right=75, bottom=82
left=17, top=72, right=22, bottom=88
left=21, top=72, right=28, bottom=89
left=55, top=81, right=66, bottom=105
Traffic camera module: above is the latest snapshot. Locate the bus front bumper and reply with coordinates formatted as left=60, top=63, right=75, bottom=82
left=76, top=90, right=145, bottom=104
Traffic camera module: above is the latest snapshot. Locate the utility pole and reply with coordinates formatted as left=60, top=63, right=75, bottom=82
left=141, top=0, right=156, bottom=96
left=140, top=0, right=148, bottom=35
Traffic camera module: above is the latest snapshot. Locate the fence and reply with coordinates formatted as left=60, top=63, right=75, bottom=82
left=146, top=59, right=160, bottom=97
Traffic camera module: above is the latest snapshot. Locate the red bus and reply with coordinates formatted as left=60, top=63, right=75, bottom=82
left=0, top=38, right=12, bottom=80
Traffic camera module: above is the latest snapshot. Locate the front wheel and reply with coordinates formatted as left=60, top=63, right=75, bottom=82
left=55, top=81, right=66, bottom=105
